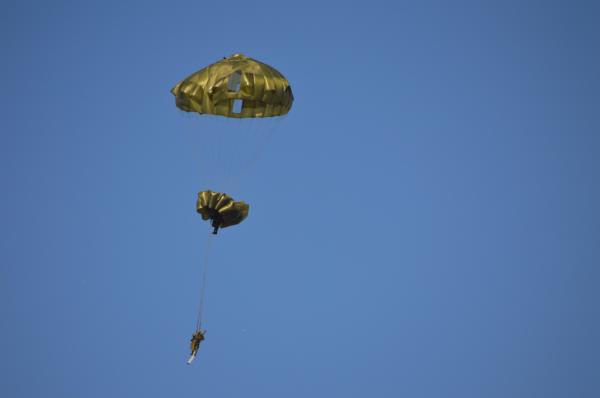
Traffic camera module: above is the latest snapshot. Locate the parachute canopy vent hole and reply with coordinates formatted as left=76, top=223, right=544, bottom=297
left=232, top=99, right=243, bottom=114
left=228, top=71, right=242, bottom=92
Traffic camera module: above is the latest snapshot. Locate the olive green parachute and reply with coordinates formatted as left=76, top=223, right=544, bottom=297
left=177, top=55, right=291, bottom=359
left=171, top=53, right=293, bottom=118
left=197, top=190, right=249, bottom=234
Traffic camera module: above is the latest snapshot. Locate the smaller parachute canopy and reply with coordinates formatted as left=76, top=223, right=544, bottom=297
left=171, top=53, right=293, bottom=118
left=197, top=190, right=249, bottom=234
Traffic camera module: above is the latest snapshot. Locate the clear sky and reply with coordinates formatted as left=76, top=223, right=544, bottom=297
left=1, top=1, right=599, bottom=397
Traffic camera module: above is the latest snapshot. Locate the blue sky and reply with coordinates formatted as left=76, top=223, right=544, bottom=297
left=1, top=1, right=599, bottom=397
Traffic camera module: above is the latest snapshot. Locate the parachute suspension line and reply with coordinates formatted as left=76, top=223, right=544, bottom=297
left=207, top=118, right=225, bottom=190
left=226, top=116, right=284, bottom=194
left=195, top=231, right=213, bottom=331
left=217, top=118, right=231, bottom=188
left=222, top=118, right=241, bottom=189
left=195, top=115, right=284, bottom=194
left=197, top=116, right=228, bottom=191
left=225, top=117, right=255, bottom=190
left=221, top=118, right=244, bottom=192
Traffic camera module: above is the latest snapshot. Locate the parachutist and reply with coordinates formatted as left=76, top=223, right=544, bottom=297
left=187, top=329, right=206, bottom=364
left=211, top=217, right=222, bottom=234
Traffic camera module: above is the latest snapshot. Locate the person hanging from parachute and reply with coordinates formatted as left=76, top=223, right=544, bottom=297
left=187, top=329, right=206, bottom=364
left=172, top=53, right=293, bottom=364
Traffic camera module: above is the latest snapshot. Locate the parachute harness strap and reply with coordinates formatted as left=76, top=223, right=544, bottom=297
left=195, top=231, right=213, bottom=331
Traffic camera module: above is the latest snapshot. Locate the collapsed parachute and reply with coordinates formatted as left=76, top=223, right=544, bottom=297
left=196, top=190, right=249, bottom=235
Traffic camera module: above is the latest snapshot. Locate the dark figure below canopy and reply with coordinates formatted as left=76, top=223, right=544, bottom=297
left=187, top=329, right=206, bottom=365
left=197, top=190, right=249, bottom=234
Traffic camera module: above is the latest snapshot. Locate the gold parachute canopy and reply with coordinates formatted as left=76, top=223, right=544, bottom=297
left=197, top=190, right=249, bottom=234
left=171, top=53, right=293, bottom=118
